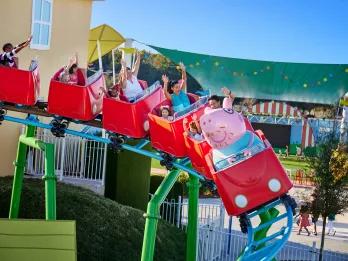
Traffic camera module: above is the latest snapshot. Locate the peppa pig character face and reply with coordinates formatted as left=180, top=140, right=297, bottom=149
left=200, top=108, right=246, bottom=149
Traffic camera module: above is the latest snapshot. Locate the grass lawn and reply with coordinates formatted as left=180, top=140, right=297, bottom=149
left=0, top=177, right=186, bottom=261
left=279, top=155, right=310, bottom=171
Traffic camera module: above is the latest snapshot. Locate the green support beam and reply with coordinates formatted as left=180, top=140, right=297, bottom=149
left=141, top=169, right=181, bottom=261
left=9, top=125, right=57, bottom=221
left=186, top=175, right=200, bottom=261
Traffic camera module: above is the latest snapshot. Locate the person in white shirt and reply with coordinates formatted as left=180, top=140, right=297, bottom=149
left=119, top=52, right=144, bottom=102
left=340, top=92, right=348, bottom=143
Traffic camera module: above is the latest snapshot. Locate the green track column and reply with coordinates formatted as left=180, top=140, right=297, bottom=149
left=43, top=143, right=56, bottom=220
left=9, top=125, right=36, bottom=219
left=141, top=169, right=181, bottom=261
left=186, top=175, right=200, bottom=261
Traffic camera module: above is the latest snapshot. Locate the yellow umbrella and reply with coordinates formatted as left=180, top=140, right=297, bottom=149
left=88, top=24, right=125, bottom=63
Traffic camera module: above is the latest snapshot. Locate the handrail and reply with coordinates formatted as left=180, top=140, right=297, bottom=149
left=173, top=95, right=208, bottom=120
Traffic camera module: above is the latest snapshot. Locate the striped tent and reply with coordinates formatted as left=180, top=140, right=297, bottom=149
left=249, top=101, right=302, bottom=117
left=249, top=101, right=315, bottom=147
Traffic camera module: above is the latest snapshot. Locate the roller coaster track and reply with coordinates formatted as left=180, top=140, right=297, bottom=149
left=0, top=102, right=296, bottom=261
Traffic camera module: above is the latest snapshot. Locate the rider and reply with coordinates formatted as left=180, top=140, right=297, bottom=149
left=206, top=87, right=235, bottom=112
left=119, top=52, right=143, bottom=102
left=162, top=62, right=190, bottom=113
left=0, top=36, right=32, bottom=68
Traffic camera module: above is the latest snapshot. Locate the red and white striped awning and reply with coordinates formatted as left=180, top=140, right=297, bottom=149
left=249, top=101, right=315, bottom=147
left=249, top=101, right=301, bottom=117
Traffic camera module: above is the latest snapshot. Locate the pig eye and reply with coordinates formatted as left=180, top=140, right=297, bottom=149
left=223, top=108, right=234, bottom=114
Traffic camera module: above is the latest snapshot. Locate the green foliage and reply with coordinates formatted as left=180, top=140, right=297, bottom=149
left=98, top=50, right=203, bottom=93
left=307, top=137, right=348, bottom=260
left=177, top=172, right=189, bottom=184
left=308, top=138, right=348, bottom=217
left=329, top=144, right=348, bottom=183
left=0, top=177, right=186, bottom=261
left=303, top=146, right=317, bottom=157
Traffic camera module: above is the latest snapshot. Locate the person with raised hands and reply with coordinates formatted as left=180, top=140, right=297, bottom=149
left=119, top=52, right=144, bottom=102
left=162, top=62, right=190, bottom=113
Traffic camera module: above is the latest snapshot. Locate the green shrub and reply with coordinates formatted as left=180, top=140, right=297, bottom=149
left=0, top=177, right=186, bottom=261
left=150, top=174, right=184, bottom=200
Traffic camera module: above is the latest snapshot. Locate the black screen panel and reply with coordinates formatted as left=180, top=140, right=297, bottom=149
left=251, top=122, right=291, bottom=148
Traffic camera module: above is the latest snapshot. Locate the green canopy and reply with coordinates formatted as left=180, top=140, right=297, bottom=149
left=151, top=46, right=348, bottom=105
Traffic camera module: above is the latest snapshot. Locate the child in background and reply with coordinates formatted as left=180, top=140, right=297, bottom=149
left=327, top=213, right=336, bottom=236
left=183, top=114, right=204, bottom=141
left=0, top=36, right=32, bottom=68
left=160, top=106, right=174, bottom=121
left=162, top=62, right=190, bottom=113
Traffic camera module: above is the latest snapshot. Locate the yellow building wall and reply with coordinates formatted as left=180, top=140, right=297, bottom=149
left=0, top=0, right=93, bottom=176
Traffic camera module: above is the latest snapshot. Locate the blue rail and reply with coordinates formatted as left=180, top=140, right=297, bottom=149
left=3, top=115, right=204, bottom=180
left=241, top=198, right=294, bottom=261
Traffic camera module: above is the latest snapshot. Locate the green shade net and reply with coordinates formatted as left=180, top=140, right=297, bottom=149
left=150, top=46, right=348, bottom=105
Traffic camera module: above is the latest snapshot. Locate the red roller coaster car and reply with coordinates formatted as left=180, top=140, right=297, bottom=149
left=0, top=62, right=40, bottom=106
left=103, top=81, right=164, bottom=138
left=184, top=118, right=254, bottom=180
left=186, top=118, right=292, bottom=216
left=148, top=94, right=207, bottom=157
left=47, top=68, right=105, bottom=121
left=211, top=129, right=292, bottom=216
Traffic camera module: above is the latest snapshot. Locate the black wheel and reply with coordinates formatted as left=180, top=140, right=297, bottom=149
left=51, top=120, right=59, bottom=128
left=0, top=109, right=6, bottom=115
left=239, top=214, right=250, bottom=234
left=160, top=160, right=166, bottom=167
left=58, top=128, right=66, bottom=137
left=60, top=121, right=69, bottom=130
left=166, top=162, right=173, bottom=170
left=116, top=136, right=125, bottom=144
left=281, top=195, right=297, bottom=215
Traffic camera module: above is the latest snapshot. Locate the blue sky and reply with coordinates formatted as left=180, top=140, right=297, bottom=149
left=91, top=0, right=348, bottom=64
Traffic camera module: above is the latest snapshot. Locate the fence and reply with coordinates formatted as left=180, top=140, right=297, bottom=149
left=155, top=198, right=348, bottom=261
left=149, top=195, right=225, bottom=232
left=198, top=226, right=348, bottom=261
left=25, top=128, right=107, bottom=193
left=286, top=169, right=315, bottom=187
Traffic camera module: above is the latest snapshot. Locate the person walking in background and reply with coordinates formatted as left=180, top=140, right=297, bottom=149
left=327, top=213, right=336, bottom=236
left=297, top=209, right=311, bottom=236
left=285, top=145, right=289, bottom=158
left=312, top=213, right=319, bottom=236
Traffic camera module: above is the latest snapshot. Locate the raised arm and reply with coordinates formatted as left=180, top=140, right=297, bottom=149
left=162, top=74, right=171, bottom=101
left=74, top=52, right=79, bottom=66
left=221, top=87, right=235, bottom=109
left=192, top=113, right=202, bottom=133
left=132, top=52, right=141, bottom=77
left=179, top=62, right=187, bottom=92
left=14, top=35, right=32, bottom=54
left=119, top=59, right=128, bottom=89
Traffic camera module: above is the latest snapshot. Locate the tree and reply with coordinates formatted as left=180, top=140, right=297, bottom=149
left=308, top=137, right=348, bottom=261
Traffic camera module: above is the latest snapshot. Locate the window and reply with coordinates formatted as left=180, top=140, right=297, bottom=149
left=31, top=0, right=53, bottom=50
